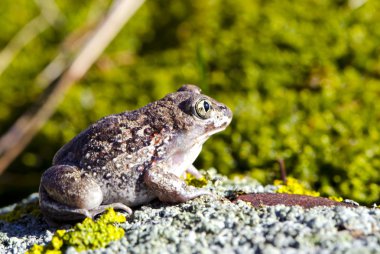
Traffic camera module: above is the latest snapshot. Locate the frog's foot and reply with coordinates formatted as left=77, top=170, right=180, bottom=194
left=184, top=165, right=203, bottom=179
left=40, top=189, right=131, bottom=225
left=39, top=187, right=94, bottom=225
left=89, top=203, right=133, bottom=218
left=144, top=165, right=212, bottom=204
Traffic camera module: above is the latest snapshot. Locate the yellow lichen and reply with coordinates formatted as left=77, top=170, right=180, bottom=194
left=184, top=173, right=208, bottom=188
left=328, top=196, right=344, bottom=202
left=274, top=177, right=347, bottom=202
left=25, top=245, right=44, bottom=254
left=25, top=208, right=126, bottom=254
left=274, top=177, right=321, bottom=197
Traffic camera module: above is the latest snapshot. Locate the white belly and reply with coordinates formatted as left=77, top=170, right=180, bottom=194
left=170, top=144, right=203, bottom=177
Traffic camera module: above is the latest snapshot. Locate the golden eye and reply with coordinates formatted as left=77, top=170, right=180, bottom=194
left=195, top=98, right=212, bottom=119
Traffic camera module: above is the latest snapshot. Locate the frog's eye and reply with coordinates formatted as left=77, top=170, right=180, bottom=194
left=195, top=98, right=212, bottom=119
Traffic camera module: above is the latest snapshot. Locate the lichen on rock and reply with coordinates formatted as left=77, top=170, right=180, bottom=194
left=26, top=208, right=126, bottom=254
left=0, top=199, right=40, bottom=223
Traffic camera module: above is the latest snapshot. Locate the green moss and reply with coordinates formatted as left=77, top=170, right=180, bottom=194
left=184, top=173, right=209, bottom=188
left=25, top=208, right=126, bottom=254
left=2, top=0, right=380, bottom=205
left=0, top=200, right=40, bottom=222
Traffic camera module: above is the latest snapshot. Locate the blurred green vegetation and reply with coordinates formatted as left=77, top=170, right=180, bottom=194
left=0, top=0, right=379, bottom=205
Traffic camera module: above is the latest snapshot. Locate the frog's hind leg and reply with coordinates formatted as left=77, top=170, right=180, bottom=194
left=39, top=165, right=104, bottom=224
left=39, top=188, right=94, bottom=225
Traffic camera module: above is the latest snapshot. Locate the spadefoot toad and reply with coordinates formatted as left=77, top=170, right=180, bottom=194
left=39, top=84, right=232, bottom=224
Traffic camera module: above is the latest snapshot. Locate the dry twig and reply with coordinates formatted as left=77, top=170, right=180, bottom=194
left=0, top=0, right=145, bottom=174
left=277, top=158, right=287, bottom=184
left=0, top=0, right=63, bottom=76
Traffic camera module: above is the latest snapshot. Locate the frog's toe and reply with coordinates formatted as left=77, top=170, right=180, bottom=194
left=89, top=203, right=132, bottom=218
left=185, top=165, right=203, bottom=179
left=183, top=186, right=214, bottom=199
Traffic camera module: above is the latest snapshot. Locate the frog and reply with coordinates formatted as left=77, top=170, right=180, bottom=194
left=39, top=84, right=232, bottom=224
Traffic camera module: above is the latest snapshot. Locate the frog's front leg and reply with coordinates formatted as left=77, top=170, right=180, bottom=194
left=39, top=165, right=131, bottom=224
left=144, top=164, right=211, bottom=203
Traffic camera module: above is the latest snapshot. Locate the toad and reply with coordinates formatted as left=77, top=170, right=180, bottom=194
left=39, top=84, right=232, bottom=224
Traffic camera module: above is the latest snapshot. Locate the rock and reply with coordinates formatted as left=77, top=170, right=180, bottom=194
left=0, top=170, right=379, bottom=253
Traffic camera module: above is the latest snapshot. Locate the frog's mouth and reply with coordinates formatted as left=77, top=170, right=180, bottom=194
left=204, top=114, right=232, bottom=136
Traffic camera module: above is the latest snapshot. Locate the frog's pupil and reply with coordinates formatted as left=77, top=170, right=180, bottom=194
left=203, top=101, right=210, bottom=112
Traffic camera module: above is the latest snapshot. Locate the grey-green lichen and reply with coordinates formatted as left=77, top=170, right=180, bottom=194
left=0, top=200, right=40, bottom=222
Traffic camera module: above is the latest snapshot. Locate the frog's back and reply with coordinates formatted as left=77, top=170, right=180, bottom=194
left=53, top=113, right=129, bottom=167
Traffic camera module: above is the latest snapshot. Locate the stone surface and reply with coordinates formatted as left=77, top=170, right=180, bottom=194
left=234, top=193, right=356, bottom=208
left=1, top=170, right=379, bottom=254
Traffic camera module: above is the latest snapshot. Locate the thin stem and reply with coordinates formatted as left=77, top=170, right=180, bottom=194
left=0, top=0, right=145, bottom=175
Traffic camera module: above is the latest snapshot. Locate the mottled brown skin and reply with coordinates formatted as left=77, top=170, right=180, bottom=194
left=39, top=85, right=232, bottom=224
